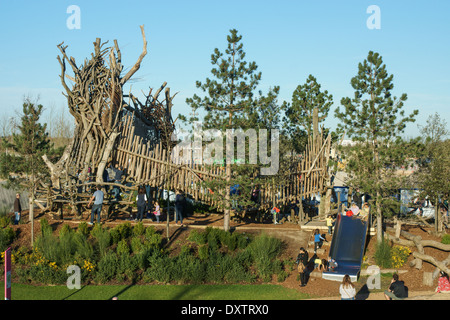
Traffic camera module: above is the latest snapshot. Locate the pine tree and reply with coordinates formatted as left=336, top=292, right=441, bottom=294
left=415, top=113, right=450, bottom=232
left=283, top=74, right=333, bottom=138
left=0, top=98, right=52, bottom=208
left=335, top=51, right=419, bottom=241
left=184, top=29, right=280, bottom=231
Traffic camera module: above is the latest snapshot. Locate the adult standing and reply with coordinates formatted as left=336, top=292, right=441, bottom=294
left=13, top=193, right=22, bottom=225
left=88, top=185, right=104, bottom=225
left=136, top=187, right=147, bottom=222
left=112, top=164, right=123, bottom=200
left=175, top=189, right=185, bottom=225
left=296, top=247, right=309, bottom=287
left=339, top=274, right=356, bottom=300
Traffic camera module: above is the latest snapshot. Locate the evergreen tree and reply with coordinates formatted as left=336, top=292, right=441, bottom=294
left=335, top=51, right=418, bottom=241
left=184, top=29, right=281, bottom=231
left=0, top=98, right=52, bottom=199
left=415, top=113, right=450, bottom=231
left=283, top=74, right=333, bottom=138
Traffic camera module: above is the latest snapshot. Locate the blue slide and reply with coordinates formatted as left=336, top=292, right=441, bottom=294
left=322, top=213, right=370, bottom=282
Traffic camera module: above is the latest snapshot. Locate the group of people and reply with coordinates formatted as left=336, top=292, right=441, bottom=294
left=341, top=201, right=370, bottom=220
left=135, top=188, right=186, bottom=225
left=339, top=272, right=410, bottom=300
left=87, top=180, right=187, bottom=226
left=295, top=244, right=338, bottom=288
left=295, top=243, right=450, bottom=299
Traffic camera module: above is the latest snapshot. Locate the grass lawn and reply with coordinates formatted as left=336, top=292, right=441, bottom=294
left=0, top=282, right=312, bottom=300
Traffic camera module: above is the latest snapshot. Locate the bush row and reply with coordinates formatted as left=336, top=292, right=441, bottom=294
left=10, top=220, right=290, bottom=285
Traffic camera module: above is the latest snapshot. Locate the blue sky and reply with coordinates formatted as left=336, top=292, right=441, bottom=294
left=0, top=0, right=449, bottom=138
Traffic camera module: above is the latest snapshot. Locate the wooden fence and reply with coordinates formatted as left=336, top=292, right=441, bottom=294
left=113, top=113, right=331, bottom=212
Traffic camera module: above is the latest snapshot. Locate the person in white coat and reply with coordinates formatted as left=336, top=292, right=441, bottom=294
left=339, top=274, right=356, bottom=300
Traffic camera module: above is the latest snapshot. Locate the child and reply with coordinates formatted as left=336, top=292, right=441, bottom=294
left=321, top=258, right=329, bottom=272
left=314, top=257, right=323, bottom=270
left=313, top=229, right=326, bottom=253
left=153, top=201, right=161, bottom=223
left=328, top=257, right=338, bottom=271
left=326, top=214, right=334, bottom=235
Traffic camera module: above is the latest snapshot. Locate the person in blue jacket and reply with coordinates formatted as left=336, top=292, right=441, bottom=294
left=313, top=229, right=326, bottom=253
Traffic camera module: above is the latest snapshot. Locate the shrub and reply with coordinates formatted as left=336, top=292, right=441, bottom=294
left=91, top=224, right=111, bottom=257
left=0, top=214, right=11, bottom=228
left=77, top=222, right=89, bottom=237
left=111, top=222, right=132, bottom=244
left=174, top=253, right=205, bottom=284
left=58, top=229, right=76, bottom=265
left=144, top=227, right=162, bottom=248
left=34, top=232, right=60, bottom=264
left=374, top=239, right=392, bottom=268
left=131, top=236, right=144, bottom=254
left=39, top=218, right=52, bottom=237
left=206, top=228, right=221, bottom=251
left=224, top=259, right=254, bottom=283
left=17, top=263, right=67, bottom=285
left=133, top=222, right=146, bottom=237
left=117, top=239, right=130, bottom=256
left=442, top=234, right=450, bottom=245
left=188, top=229, right=207, bottom=245
left=234, top=249, right=252, bottom=268
left=73, top=233, right=94, bottom=261
left=96, top=251, right=119, bottom=283
left=117, top=253, right=138, bottom=281
left=116, top=222, right=132, bottom=239
left=0, top=226, right=15, bottom=251
left=59, top=224, right=72, bottom=238
left=246, top=233, right=282, bottom=262
left=145, top=253, right=172, bottom=283
left=134, top=248, right=151, bottom=270
left=390, top=245, right=411, bottom=269
left=276, top=270, right=289, bottom=282
left=254, top=256, right=273, bottom=282
left=205, top=253, right=231, bottom=283
left=221, top=232, right=237, bottom=251
left=198, top=244, right=209, bottom=261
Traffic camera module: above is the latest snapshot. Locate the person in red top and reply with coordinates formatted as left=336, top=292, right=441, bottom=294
left=435, top=271, right=450, bottom=293
left=272, top=206, right=280, bottom=224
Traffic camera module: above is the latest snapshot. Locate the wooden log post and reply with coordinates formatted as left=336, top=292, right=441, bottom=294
left=29, top=196, right=34, bottom=247
left=423, top=272, right=434, bottom=287
left=413, top=251, right=450, bottom=276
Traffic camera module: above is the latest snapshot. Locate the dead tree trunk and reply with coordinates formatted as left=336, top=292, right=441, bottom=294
left=386, top=226, right=450, bottom=274
left=43, top=25, right=148, bottom=187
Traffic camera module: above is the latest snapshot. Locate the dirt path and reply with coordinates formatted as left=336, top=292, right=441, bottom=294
left=308, top=290, right=447, bottom=300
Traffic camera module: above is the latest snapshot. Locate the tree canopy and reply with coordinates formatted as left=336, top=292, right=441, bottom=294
left=335, top=51, right=419, bottom=240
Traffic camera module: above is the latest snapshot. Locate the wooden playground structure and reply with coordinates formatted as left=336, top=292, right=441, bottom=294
left=36, top=26, right=332, bottom=224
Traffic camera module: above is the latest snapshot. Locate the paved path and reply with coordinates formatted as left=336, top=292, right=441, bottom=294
left=309, top=290, right=450, bottom=300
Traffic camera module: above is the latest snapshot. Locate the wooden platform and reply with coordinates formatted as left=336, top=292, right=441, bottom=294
left=301, top=220, right=328, bottom=231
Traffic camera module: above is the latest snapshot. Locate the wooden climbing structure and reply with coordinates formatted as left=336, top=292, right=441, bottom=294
left=37, top=26, right=332, bottom=223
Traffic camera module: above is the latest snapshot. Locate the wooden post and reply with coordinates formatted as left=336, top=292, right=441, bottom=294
left=337, top=191, right=341, bottom=214
left=423, top=272, right=434, bottom=287
left=435, top=197, right=441, bottom=233
left=395, top=217, right=402, bottom=239
left=313, top=107, right=319, bottom=145
left=29, top=196, right=34, bottom=248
